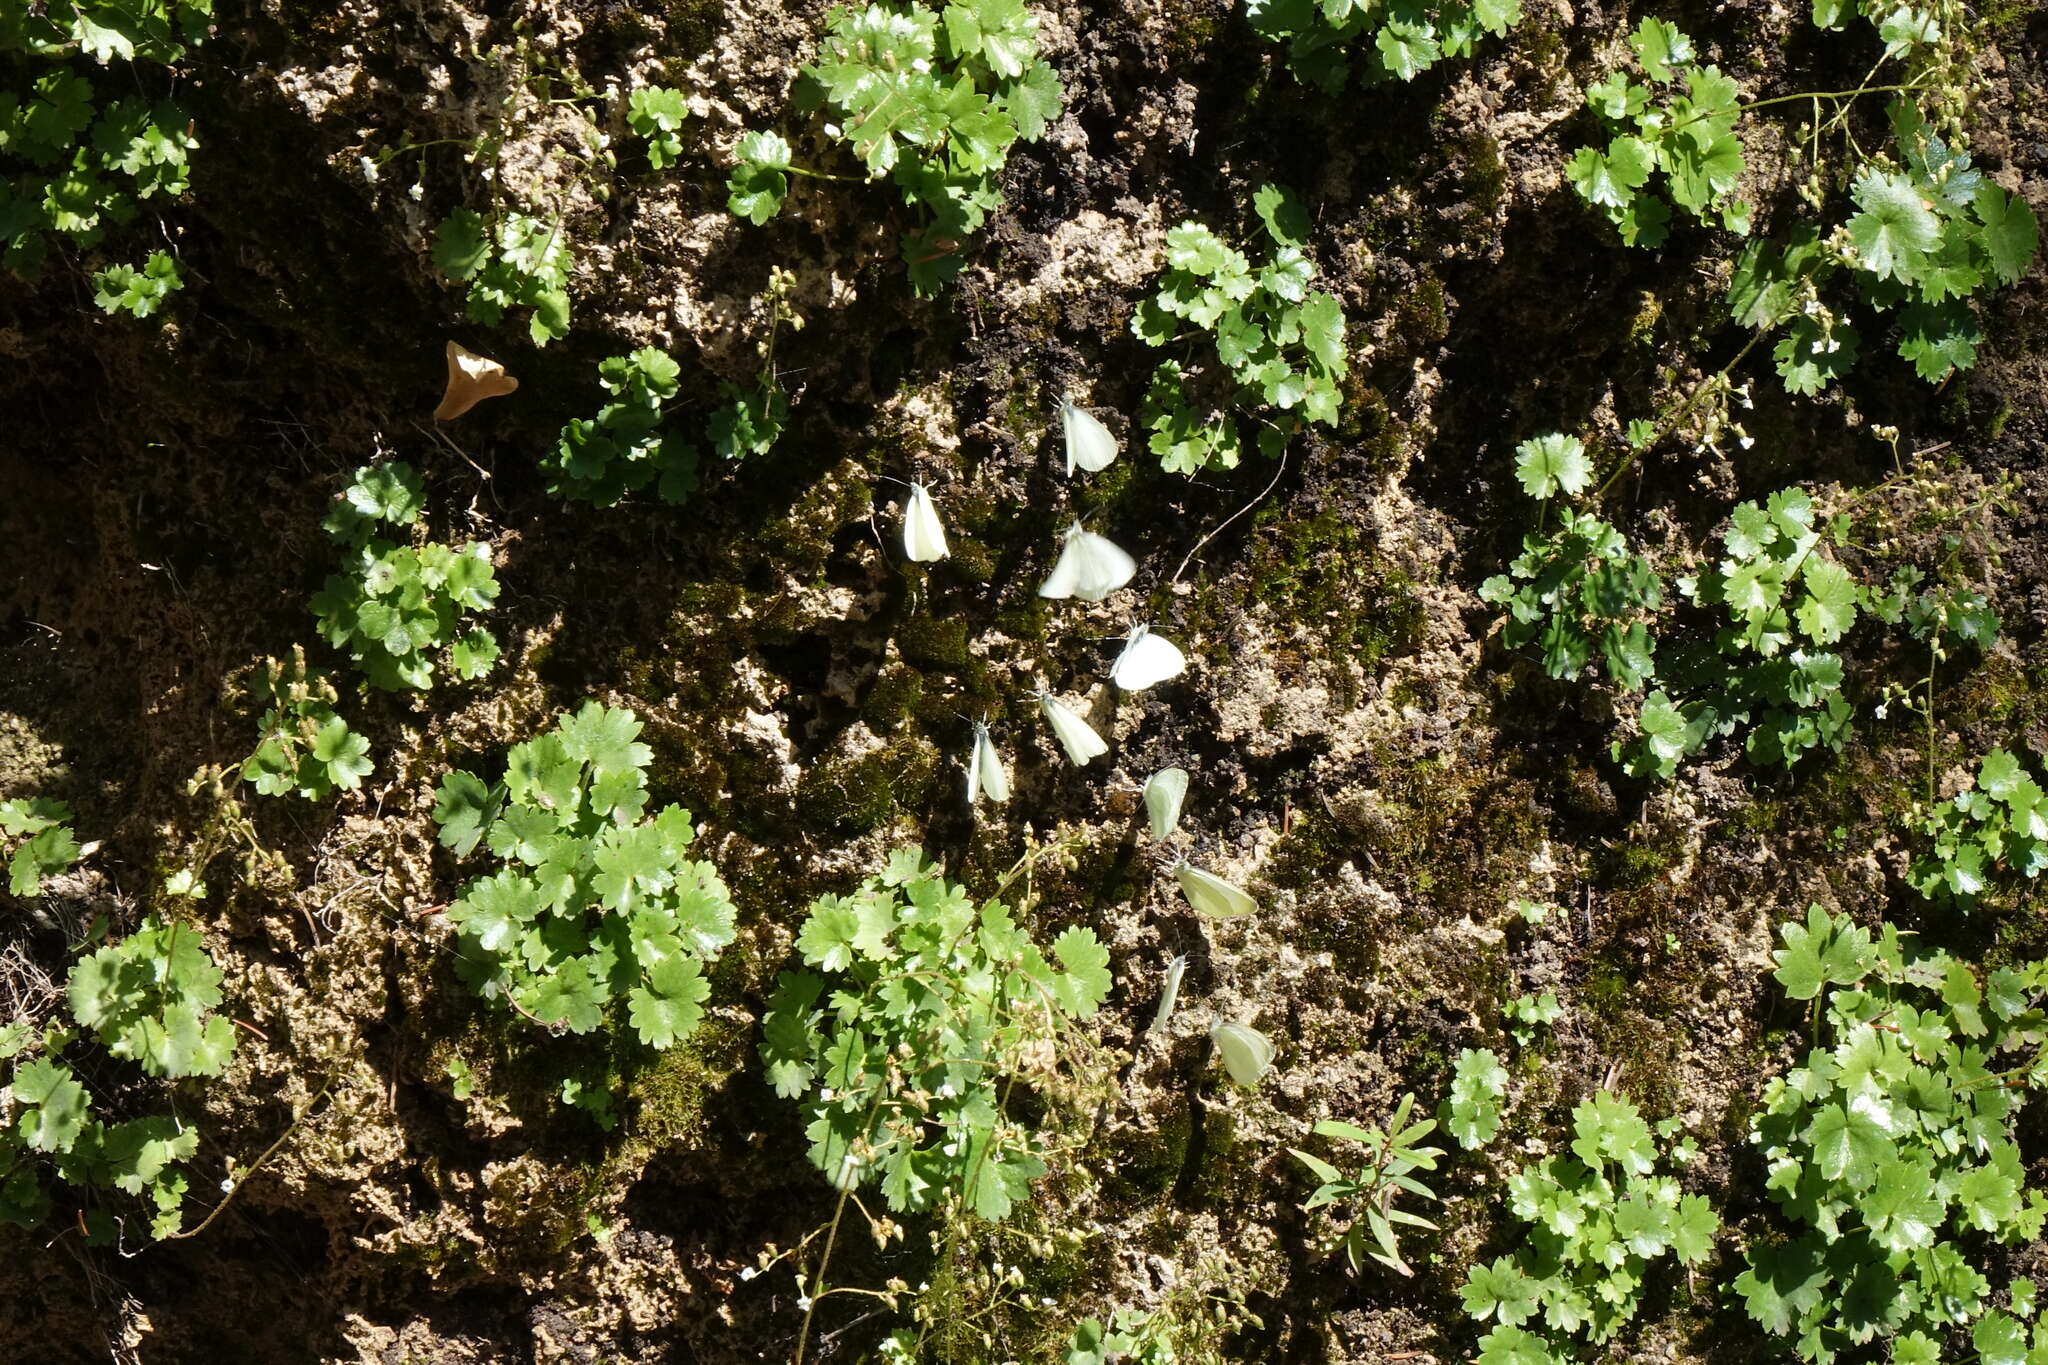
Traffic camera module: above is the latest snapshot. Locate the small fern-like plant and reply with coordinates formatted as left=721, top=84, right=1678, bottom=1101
left=2, top=916, right=236, bottom=1240
left=726, top=0, right=1063, bottom=294
left=1, top=798, right=81, bottom=896
left=311, top=461, right=500, bottom=691
left=760, top=847, right=1111, bottom=1221
left=1734, top=905, right=2048, bottom=1363
left=432, top=701, right=737, bottom=1048
left=1244, top=0, right=1523, bottom=90
left=240, top=647, right=372, bottom=800
left=1132, top=184, right=1348, bottom=473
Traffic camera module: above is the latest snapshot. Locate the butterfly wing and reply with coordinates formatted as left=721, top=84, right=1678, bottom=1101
left=1061, top=400, right=1119, bottom=475
left=1068, top=531, right=1137, bottom=601
left=1037, top=523, right=1086, bottom=599
left=1143, top=767, right=1189, bottom=840
left=1175, top=861, right=1258, bottom=918
left=1039, top=694, right=1108, bottom=765
left=903, top=484, right=950, bottom=563
left=1112, top=626, right=1187, bottom=690
left=973, top=725, right=1010, bottom=803
left=1212, top=1022, right=1275, bottom=1087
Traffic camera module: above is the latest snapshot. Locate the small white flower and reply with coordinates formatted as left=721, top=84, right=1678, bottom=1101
left=408, top=181, right=424, bottom=202
left=739, top=1267, right=758, bottom=1281
left=359, top=155, right=380, bottom=182
left=911, top=58, right=930, bottom=73
left=1739, top=434, right=1755, bottom=450
left=796, top=1295, right=813, bottom=1312
left=480, top=165, right=496, bottom=183
left=823, top=122, right=842, bottom=138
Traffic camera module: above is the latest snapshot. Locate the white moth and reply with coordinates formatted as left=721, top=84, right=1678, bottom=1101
left=1060, top=399, right=1119, bottom=475
left=1174, top=860, right=1259, bottom=919
left=1111, top=624, right=1186, bottom=691
left=1148, top=954, right=1188, bottom=1036
left=1038, top=691, right=1108, bottom=766
left=1038, top=522, right=1137, bottom=602
left=902, top=482, right=949, bottom=563
left=966, top=721, right=1010, bottom=806
left=1212, top=1021, right=1275, bottom=1088
left=1143, top=768, right=1189, bottom=841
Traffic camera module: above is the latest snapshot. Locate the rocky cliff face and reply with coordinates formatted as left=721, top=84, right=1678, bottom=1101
left=1, top=0, right=2044, bottom=1360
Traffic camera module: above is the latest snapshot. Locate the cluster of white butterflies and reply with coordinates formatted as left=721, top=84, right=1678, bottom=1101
left=896, top=399, right=1274, bottom=1088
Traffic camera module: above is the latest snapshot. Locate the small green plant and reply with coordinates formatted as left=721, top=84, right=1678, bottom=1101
left=1440, top=1046, right=1508, bottom=1149
left=432, top=701, right=737, bottom=1047
left=1505, top=990, right=1559, bottom=1047
left=707, top=265, right=800, bottom=462
left=1480, top=439, right=1661, bottom=689
left=1057, top=1266, right=1261, bottom=1365
left=1, top=799, right=80, bottom=897
left=1459, top=1090, right=1717, bottom=1361
left=240, top=647, right=372, bottom=800
left=1909, top=748, right=2048, bottom=902
left=1620, top=487, right=1862, bottom=778
left=431, top=206, right=572, bottom=345
left=761, top=848, right=1110, bottom=1219
left=1565, top=18, right=1747, bottom=246
left=91, top=248, right=182, bottom=317
left=1290, top=1093, right=1444, bottom=1275
left=726, top=0, right=1062, bottom=293
left=544, top=348, right=701, bottom=507
left=310, top=461, right=500, bottom=691
left=1131, top=184, right=1347, bottom=473
left=2, top=917, right=236, bottom=1239
left=625, top=83, right=688, bottom=170
left=1243, top=0, right=1523, bottom=90
left=1728, top=115, right=2039, bottom=392
left=0, top=2, right=206, bottom=273
left=1733, top=905, right=2048, bottom=1363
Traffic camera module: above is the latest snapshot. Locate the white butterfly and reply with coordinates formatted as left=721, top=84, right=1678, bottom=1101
left=1111, top=624, right=1186, bottom=691
left=966, top=720, right=1009, bottom=806
left=1038, top=522, right=1137, bottom=602
left=1143, top=768, right=1189, bottom=841
left=1148, top=954, right=1189, bottom=1036
left=1174, top=860, right=1259, bottom=919
left=1212, top=1021, right=1275, bottom=1088
left=1038, top=691, right=1108, bottom=766
left=902, top=482, right=949, bottom=563
left=1060, top=399, right=1119, bottom=475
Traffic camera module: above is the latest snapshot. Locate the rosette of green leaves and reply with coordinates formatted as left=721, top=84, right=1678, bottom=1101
left=725, top=0, right=1062, bottom=294
left=1243, top=0, right=1523, bottom=91
left=626, top=84, right=688, bottom=170
left=0, top=1, right=208, bottom=273
left=0, top=798, right=81, bottom=896
left=759, top=848, right=1111, bottom=1221
left=1619, top=487, right=1862, bottom=778
left=68, top=918, right=236, bottom=1079
left=1480, top=436, right=1662, bottom=690
left=542, top=348, right=701, bottom=506
left=1909, top=749, right=2048, bottom=903
left=1, top=916, right=236, bottom=1240
left=432, top=702, right=736, bottom=1049
left=1734, top=905, right=2048, bottom=1363
left=92, top=249, right=182, bottom=317
left=1565, top=19, right=1747, bottom=247
left=241, top=652, right=370, bottom=800
left=311, top=461, right=500, bottom=691
left=431, top=207, right=573, bottom=345
left=1459, top=1089, right=1717, bottom=1359
left=1132, top=184, right=1347, bottom=473
left=1728, top=108, right=2038, bottom=393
